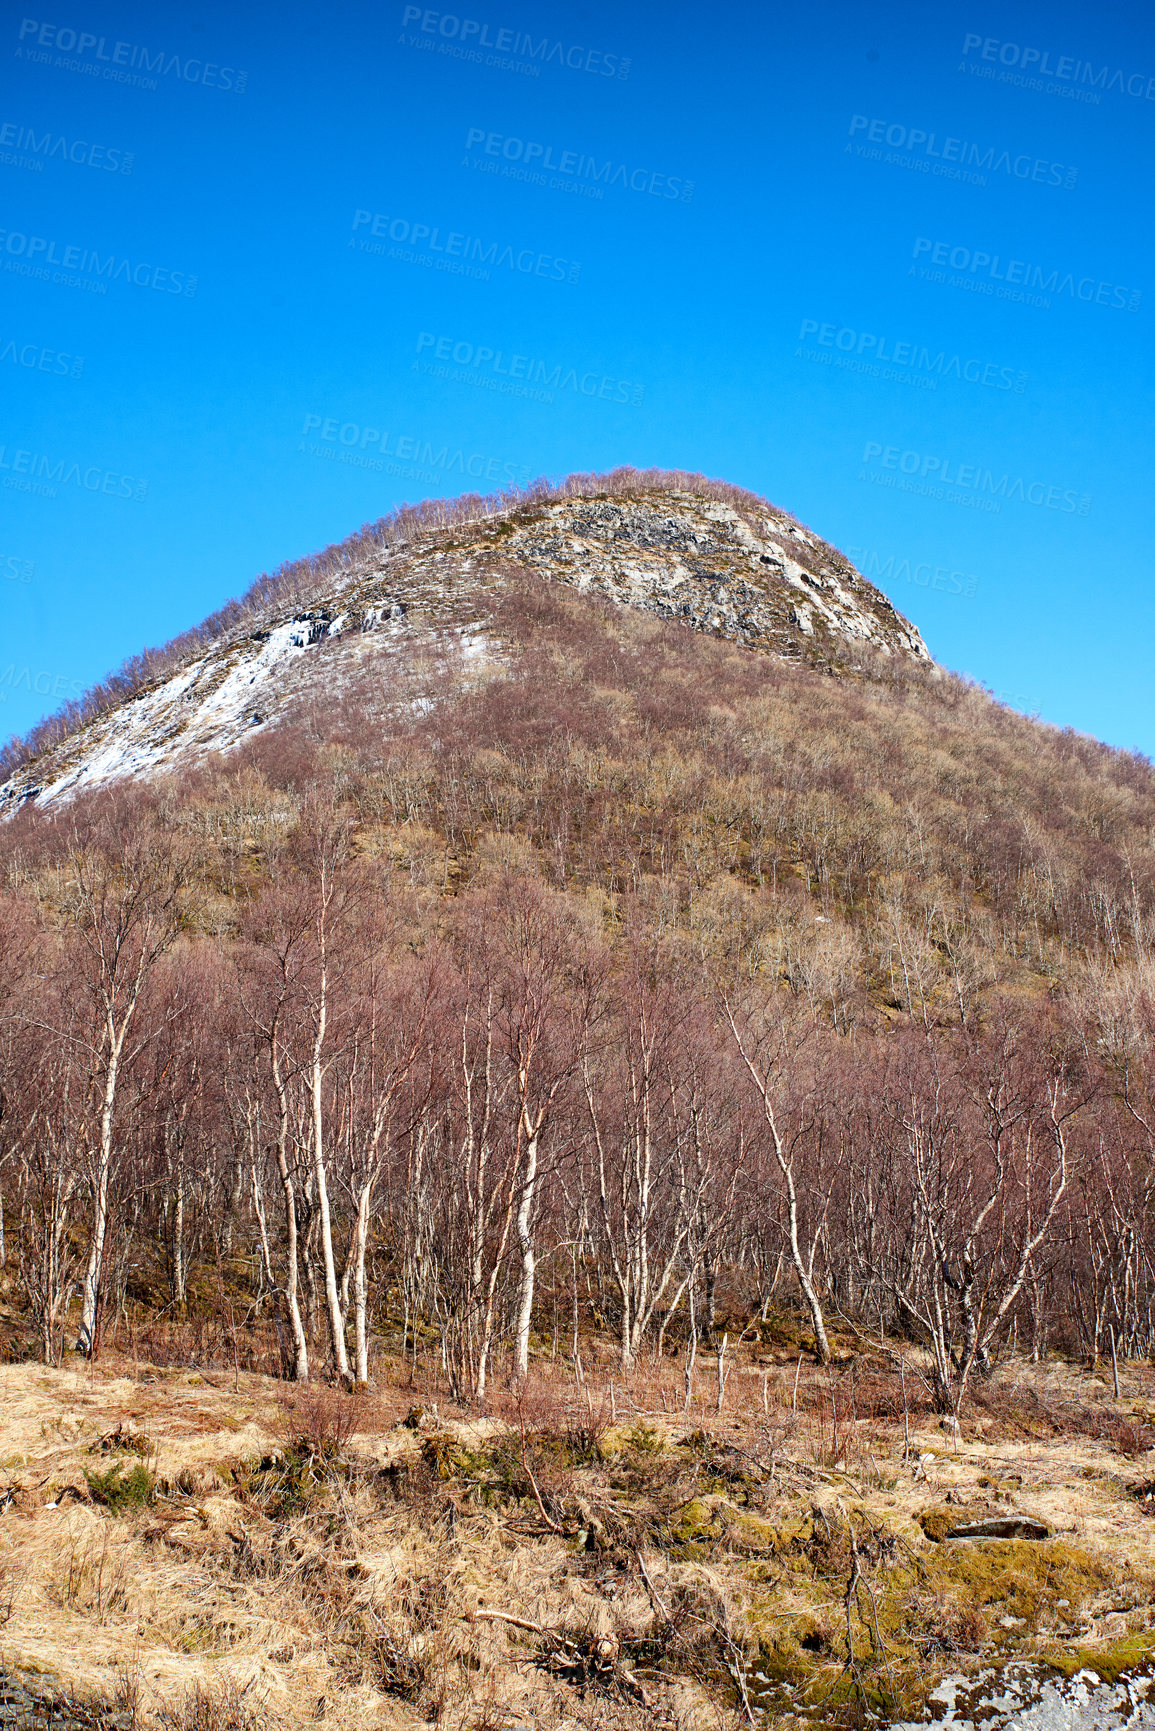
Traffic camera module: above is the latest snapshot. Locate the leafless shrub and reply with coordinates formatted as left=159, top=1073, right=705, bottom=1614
left=272, top=1383, right=360, bottom=1460
left=47, top=1528, right=130, bottom=1620
left=159, top=1680, right=266, bottom=1731
left=0, top=1554, right=25, bottom=1625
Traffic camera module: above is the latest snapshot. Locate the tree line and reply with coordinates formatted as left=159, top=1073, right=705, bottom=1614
left=3, top=802, right=1152, bottom=1431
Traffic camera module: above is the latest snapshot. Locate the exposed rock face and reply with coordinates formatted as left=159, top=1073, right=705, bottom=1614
left=890, top=1662, right=1155, bottom=1730
left=495, top=494, right=930, bottom=667
left=0, top=486, right=931, bottom=813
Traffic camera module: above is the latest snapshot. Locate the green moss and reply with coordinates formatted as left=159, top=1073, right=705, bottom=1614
left=919, top=1537, right=1110, bottom=1635
left=739, top=1507, right=1122, bottom=1725
left=620, top=1421, right=665, bottom=1455
left=667, top=1493, right=730, bottom=1555
left=918, top=1505, right=959, bottom=1543
left=1044, top=1631, right=1155, bottom=1685
left=733, top=1512, right=780, bottom=1552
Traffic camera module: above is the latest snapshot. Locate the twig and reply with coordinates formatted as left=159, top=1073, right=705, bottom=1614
left=900, top=1358, right=911, bottom=1462
left=834, top=1499, right=896, bottom=1711
left=684, top=1332, right=697, bottom=1412
left=519, top=1424, right=567, bottom=1535
left=716, top=1332, right=729, bottom=1414
left=471, top=1610, right=655, bottom=1708
left=469, top=1609, right=550, bottom=1635
left=1110, top=1325, right=1121, bottom=1401
left=719, top=1613, right=755, bottom=1725
left=637, top=1549, right=668, bottom=1622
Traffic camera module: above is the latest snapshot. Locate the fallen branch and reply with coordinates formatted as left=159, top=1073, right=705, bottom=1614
left=470, top=1610, right=654, bottom=1708
left=719, top=1617, right=755, bottom=1726
left=468, top=1609, right=549, bottom=1635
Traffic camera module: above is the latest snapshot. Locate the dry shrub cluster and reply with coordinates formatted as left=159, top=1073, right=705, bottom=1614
left=159, top=1681, right=266, bottom=1731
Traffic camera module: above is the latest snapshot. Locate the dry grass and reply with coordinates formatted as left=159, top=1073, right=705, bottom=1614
left=0, top=1350, right=1152, bottom=1731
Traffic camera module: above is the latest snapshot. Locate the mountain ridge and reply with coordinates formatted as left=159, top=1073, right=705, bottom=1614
left=0, top=470, right=932, bottom=812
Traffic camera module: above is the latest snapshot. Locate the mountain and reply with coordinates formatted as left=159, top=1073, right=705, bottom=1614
left=0, top=471, right=930, bottom=812
left=3, top=473, right=1155, bottom=1731
left=4, top=464, right=1151, bottom=1012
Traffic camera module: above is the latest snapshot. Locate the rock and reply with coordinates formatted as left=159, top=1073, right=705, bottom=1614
left=918, top=1506, right=1051, bottom=1543
left=948, top=1516, right=1051, bottom=1541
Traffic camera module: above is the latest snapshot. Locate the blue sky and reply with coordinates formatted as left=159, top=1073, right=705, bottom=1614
left=2, top=0, right=1153, bottom=753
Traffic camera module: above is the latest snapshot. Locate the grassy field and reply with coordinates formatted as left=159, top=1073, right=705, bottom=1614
left=0, top=1337, right=1152, bottom=1731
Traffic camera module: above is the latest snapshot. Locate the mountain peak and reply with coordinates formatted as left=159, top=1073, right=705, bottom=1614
left=0, top=469, right=930, bottom=813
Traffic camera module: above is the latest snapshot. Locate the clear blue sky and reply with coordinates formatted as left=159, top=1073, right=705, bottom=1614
left=2, top=0, right=1153, bottom=753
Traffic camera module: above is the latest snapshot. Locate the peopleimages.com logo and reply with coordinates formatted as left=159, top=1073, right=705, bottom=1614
left=464, top=127, right=693, bottom=201
left=15, top=18, right=247, bottom=91
left=399, top=6, right=630, bottom=78
left=1, top=333, right=84, bottom=377
left=910, top=238, right=1141, bottom=312
left=0, top=665, right=82, bottom=704
left=844, top=544, right=978, bottom=600
left=0, top=551, right=35, bottom=582
left=797, top=319, right=1026, bottom=392
left=0, top=227, right=197, bottom=296
left=0, top=439, right=148, bottom=501
left=960, top=32, right=1155, bottom=102
left=860, top=440, right=1091, bottom=516
left=415, top=331, right=645, bottom=406
left=299, top=414, right=531, bottom=487
left=847, top=114, right=1077, bottom=188
left=0, top=117, right=134, bottom=173
left=351, top=210, right=581, bottom=284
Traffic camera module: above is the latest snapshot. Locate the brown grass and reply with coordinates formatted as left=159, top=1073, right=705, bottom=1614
left=0, top=1348, right=1152, bottom=1731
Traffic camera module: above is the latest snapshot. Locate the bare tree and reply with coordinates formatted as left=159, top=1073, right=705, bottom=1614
left=880, top=1023, right=1085, bottom=1420
left=583, top=968, right=722, bottom=1371
left=48, top=831, right=181, bottom=1355
left=725, top=998, right=833, bottom=1363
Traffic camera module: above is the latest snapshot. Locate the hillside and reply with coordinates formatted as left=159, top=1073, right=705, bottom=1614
left=1, top=469, right=1155, bottom=1730
left=0, top=471, right=928, bottom=812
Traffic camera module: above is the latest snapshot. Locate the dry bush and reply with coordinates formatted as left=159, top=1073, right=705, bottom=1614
left=356, top=1575, right=453, bottom=1712
left=0, top=1553, right=25, bottom=1625
left=272, top=1384, right=361, bottom=1461
left=919, top=1594, right=988, bottom=1656
left=127, top=1314, right=282, bottom=1378
left=488, top=1377, right=613, bottom=1467
left=47, top=1528, right=132, bottom=1620
left=159, top=1679, right=266, bottom=1731
left=966, top=1373, right=1155, bottom=1452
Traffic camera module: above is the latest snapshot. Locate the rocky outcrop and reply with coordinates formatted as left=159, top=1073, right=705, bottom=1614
left=0, top=484, right=931, bottom=813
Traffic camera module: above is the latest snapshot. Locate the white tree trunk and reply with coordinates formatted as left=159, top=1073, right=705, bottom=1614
left=78, top=1030, right=122, bottom=1354
left=311, top=982, right=351, bottom=1385
left=512, top=1129, right=539, bottom=1383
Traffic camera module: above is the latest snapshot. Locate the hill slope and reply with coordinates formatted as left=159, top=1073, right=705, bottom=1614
left=2, top=472, right=1155, bottom=1731
left=0, top=473, right=929, bottom=812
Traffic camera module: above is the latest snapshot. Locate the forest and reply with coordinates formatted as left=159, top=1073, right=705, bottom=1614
left=3, top=563, right=1153, bottom=1425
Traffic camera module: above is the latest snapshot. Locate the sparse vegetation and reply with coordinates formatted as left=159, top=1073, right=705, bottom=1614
left=0, top=477, right=1154, bottom=1726
left=0, top=1355, right=1151, bottom=1731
